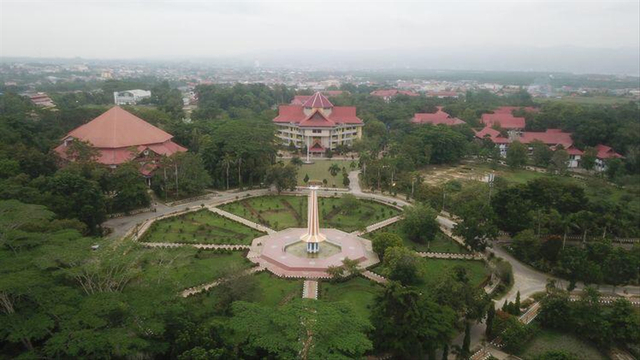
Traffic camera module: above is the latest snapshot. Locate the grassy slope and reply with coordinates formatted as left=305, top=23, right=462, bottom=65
left=321, top=277, right=381, bottom=321
left=364, top=221, right=469, bottom=254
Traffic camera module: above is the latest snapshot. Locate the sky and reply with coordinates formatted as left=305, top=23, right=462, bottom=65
left=1, top=0, right=639, bottom=73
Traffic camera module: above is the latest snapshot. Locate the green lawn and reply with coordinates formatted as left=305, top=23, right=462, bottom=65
left=371, top=257, right=489, bottom=288
left=129, top=246, right=252, bottom=292
left=320, top=277, right=381, bottom=320
left=141, top=209, right=264, bottom=245
left=253, top=272, right=303, bottom=307
left=291, top=159, right=356, bottom=188
left=364, top=221, right=469, bottom=254
left=219, top=195, right=401, bottom=232
left=519, top=328, right=607, bottom=360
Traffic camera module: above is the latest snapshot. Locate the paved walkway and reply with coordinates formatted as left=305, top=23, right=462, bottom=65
left=363, top=270, right=388, bottom=284
left=303, top=280, right=318, bottom=299
left=416, top=251, right=483, bottom=260
left=139, top=242, right=250, bottom=250
left=208, top=206, right=276, bottom=235
left=180, top=266, right=264, bottom=297
left=351, top=215, right=403, bottom=236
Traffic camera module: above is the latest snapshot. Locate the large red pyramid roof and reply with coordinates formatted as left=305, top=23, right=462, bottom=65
left=303, top=92, right=333, bottom=108
left=65, top=106, right=173, bottom=148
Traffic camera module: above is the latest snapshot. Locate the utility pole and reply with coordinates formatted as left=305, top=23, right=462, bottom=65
left=487, top=172, right=495, bottom=206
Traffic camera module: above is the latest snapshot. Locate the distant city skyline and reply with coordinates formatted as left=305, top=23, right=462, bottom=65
left=1, top=1, right=639, bottom=75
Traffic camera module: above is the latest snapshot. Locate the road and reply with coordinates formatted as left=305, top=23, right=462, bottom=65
left=105, top=170, right=639, bottom=355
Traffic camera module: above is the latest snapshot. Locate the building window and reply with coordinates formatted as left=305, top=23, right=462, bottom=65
left=312, top=129, right=321, bottom=134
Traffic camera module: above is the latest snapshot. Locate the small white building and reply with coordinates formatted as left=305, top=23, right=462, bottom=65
left=113, top=89, right=151, bottom=105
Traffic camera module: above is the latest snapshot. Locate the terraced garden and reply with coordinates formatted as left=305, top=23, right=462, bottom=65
left=140, top=209, right=264, bottom=244
left=219, top=195, right=401, bottom=232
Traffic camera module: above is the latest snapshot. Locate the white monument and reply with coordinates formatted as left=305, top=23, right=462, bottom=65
left=299, top=186, right=326, bottom=253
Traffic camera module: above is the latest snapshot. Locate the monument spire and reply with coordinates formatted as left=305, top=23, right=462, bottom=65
left=300, top=186, right=326, bottom=253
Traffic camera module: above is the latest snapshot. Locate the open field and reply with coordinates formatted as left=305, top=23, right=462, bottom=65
left=129, top=247, right=252, bottom=292
left=140, top=209, right=264, bottom=244
left=519, top=328, right=608, bottom=360
left=364, top=221, right=469, bottom=254
left=534, top=96, right=637, bottom=106
left=291, top=159, right=356, bottom=188
left=321, top=277, right=381, bottom=320
left=219, top=195, right=401, bottom=232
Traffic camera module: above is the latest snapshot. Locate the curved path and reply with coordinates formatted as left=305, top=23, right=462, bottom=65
left=105, top=170, right=639, bottom=354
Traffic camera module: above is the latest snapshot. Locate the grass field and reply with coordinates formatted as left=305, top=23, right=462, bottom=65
left=130, top=247, right=252, bottom=291
left=292, top=159, right=357, bottom=188
left=141, top=210, right=264, bottom=244
left=519, top=328, right=607, bottom=360
left=321, top=277, right=381, bottom=320
left=364, top=221, right=469, bottom=254
left=371, top=257, right=489, bottom=288
left=219, top=195, right=401, bottom=232
left=253, top=272, right=303, bottom=307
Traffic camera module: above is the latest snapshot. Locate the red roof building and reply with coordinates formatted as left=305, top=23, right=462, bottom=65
left=480, top=106, right=538, bottom=130
left=274, top=92, right=363, bottom=155
left=411, top=107, right=466, bottom=126
left=595, top=144, right=623, bottom=160
left=289, top=91, right=347, bottom=106
left=54, top=106, right=186, bottom=174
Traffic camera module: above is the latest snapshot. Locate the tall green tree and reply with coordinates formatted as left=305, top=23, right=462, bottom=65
left=506, top=141, right=528, bottom=169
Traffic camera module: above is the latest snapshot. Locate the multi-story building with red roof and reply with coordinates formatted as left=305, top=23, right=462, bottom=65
left=411, top=107, right=466, bottom=126
left=54, top=106, right=187, bottom=178
left=273, top=92, right=363, bottom=156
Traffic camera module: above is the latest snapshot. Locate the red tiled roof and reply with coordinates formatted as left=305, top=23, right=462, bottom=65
left=299, top=110, right=335, bottom=127
left=309, top=142, right=325, bottom=152
left=54, top=106, right=186, bottom=166
left=519, top=129, right=573, bottom=148
left=595, top=144, right=623, bottom=159
left=481, top=112, right=526, bottom=129
left=411, top=107, right=465, bottom=126
left=474, top=126, right=510, bottom=144
left=273, top=105, right=362, bottom=127
left=370, top=89, right=419, bottom=98
left=64, top=106, right=174, bottom=148
left=566, top=146, right=583, bottom=155
left=290, top=95, right=311, bottom=106
left=303, top=92, right=333, bottom=108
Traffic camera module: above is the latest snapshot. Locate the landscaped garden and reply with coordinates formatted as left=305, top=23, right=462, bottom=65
left=140, top=209, right=264, bottom=244
left=320, top=277, right=381, bottom=320
left=129, top=246, right=253, bottom=292
left=518, top=328, right=608, bottom=360
left=364, top=221, right=469, bottom=254
left=293, top=159, right=356, bottom=188
left=219, top=195, right=401, bottom=232
left=370, top=257, right=489, bottom=289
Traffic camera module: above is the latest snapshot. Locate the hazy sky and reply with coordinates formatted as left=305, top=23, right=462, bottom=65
left=1, top=0, right=639, bottom=60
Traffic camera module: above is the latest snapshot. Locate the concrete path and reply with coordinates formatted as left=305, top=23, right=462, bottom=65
left=180, top=266, right=264, bottom=297
left=208, top=206, right=276, bottom=235
left=416, top=251, right=483, bottom=260
left=139, top=242, right=250, bottom=250
left=363, top=270, right=388, bottom=284
left=303, top=280, right=318, bottom=299
left=351, top=215, right=403, bottom=236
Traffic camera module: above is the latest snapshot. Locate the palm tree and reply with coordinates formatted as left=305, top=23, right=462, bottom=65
left=221, top=154, right=235, bottom=190
left=328, top=163, right=341, bottom=186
